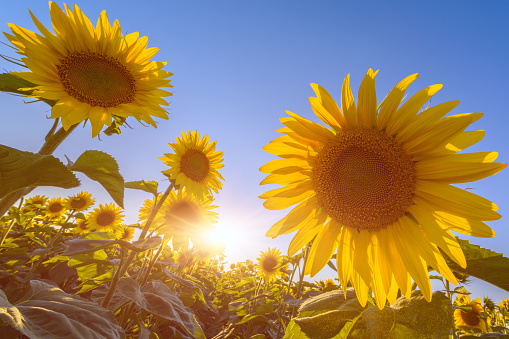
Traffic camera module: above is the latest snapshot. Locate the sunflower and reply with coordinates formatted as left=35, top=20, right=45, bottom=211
left=114, top=224, right=134, bottom=241
left=159, top=131, right=224, bottom=198
left=4, top=2, right=172, bottom=137
left=260, top=69, right=506, bottom=308
left=138, top=194, right=164, bottom=231
left=27, top=195, right=48, bottom=207
left=65, top=191, right=95, bottom=212
left=45, top=197, right=67, bottom=218
left=454, top=298, right=487, bottom=332
left=74, top=218, right=91, bottom=235
left=499, top=299, right=509, bottom=313
left=256, top=247, right=285, bottom=283
left=87, top=203, right=124, bottom=233
left=154, top=189, right=218, bottom=250
left=455, top=294, right=471, bottom=306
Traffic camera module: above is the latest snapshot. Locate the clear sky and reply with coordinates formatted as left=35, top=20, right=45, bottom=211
left=1, top=1, right=508, bottom=301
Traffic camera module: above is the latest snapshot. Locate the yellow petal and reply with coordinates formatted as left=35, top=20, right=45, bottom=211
left=341, top=74, right=357, bottom=127
left=357, top=68, right=378, bottom=127
left=406, top=113, right=483, bottom=158
left=415, top=181, right=500, bottom=221
left=377, top=73, right=419, bottom=130
left=392, top=218, right=432, bottom=302
left=288, top=214, right=326, bottom=256
left=416, top=158, right=506, bottom=183
left=434, top=211, right=495, bottom=238
left=310, top=83, right=347, bottom=130
left=386, top=84, right=443, bottom=137
left=396, top=100, right=460, bottom=144
left=408, top=201, right=466, bottom=268
left=306, top=219, right=341, bottom=276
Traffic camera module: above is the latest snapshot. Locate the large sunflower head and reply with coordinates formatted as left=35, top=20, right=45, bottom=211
left=155, top=189, right=218, bottom=250
left=138, top=194, right=164, bottom=231
left=454, top=298, right=487, bottom=332
left=65, top=191, right=95, bottom=212
left=44, top=197, right=67, bottom=218
left=260, top=69, right=506, bottom=308
left=256, top=247, right=285, bottom=283
left=4, top=2, right=172, bottom=137
left=159, top=131, right=224, bottom=198
left=87, top=203, right=124, bottom=233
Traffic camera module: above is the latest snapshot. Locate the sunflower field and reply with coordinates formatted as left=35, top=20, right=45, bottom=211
left=0, top=2, right=508, bottom=339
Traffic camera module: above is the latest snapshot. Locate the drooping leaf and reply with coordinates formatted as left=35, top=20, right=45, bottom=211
left=0, top=280, right=124, bottom=338
left=0, top=73, right=56, bottom=106
left=282, top=320, right=311, bottom=339
left=71, top=150, right=124, bottom=208
left=68, top=250, right=114, bottom=293
left=125, top=180, right=159, bottom=196
left=0, top=144, right=79, bottom=199
left=444, top=238, right=509, bottom=292
left=116, top=278, right=205, bottom=339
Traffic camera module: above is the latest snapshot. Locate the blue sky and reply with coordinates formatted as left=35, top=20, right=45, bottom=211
left=1, top=1, right=508, bottom=301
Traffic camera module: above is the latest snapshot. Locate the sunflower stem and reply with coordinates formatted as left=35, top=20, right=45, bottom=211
left=102, top=182, right=174, bottom=309
left=293, top=245, right=311, bottom=317
left=0, top=197, right=24, bottom=246
left=140, top=236, right=166, bottom=286
left=276, top=262, right=298, bottom=339
left=0, top=123, right=78, bottom=217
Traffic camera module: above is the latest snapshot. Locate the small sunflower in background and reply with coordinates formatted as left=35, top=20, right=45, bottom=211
left=66, top=191, right=95, bottom=212
left=454, top=297, right=487, bottom=332
left=45, top=197, right=67, bottom=218
left=138, top=194, right=164, bottom=231
left=155, top=189, right=218, bottom=250
left=26, top=195, right=48, bottom=210
left=160, top=131, right=224, bottom=198
left=256, top=247, right=285, bottom=283
left=499, top=299, right=509, bottom=314
left=114, top=224, right=134, bottom=241
left=260, top=69, right=506, bottom=307
left=4, top=2, right=172, bottom=137
left=74, top=218, right=91, bottom=236
left=455, top=294, right=471, bottom=306
left=22, top=195, right=48, bottom=213
left=87, top=203, right=123, bottom=233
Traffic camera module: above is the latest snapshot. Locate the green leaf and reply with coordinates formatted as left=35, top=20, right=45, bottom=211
left=293, top=289, right=365, bottom=339
left=444, top=238, right=509, bottom=292
left=236, top=314, right=269, bottom=325
left=125, top=180, right=159, bottom=196
left=71, top=150, right=124, bottom=208
left=0, top=73, right=56, bottom=106
left=283, top=320, right=311, bottom=339
left=116, top=278, right=205, bottom=339
left=68, top=250, right=114, bottom=293
left=0, top=280, right=124, bottom=338
left=0, top=144, right=79, bottom=199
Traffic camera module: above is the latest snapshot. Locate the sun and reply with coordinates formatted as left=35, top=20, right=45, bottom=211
left=206, top=218, right=246, bottom=255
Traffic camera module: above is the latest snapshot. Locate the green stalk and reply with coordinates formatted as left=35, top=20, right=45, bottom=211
left=0, top=197, right=24, bottom=246
left=102, top=182, right=174, bottom=309
left=293, top=245, right=311, bottom=317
